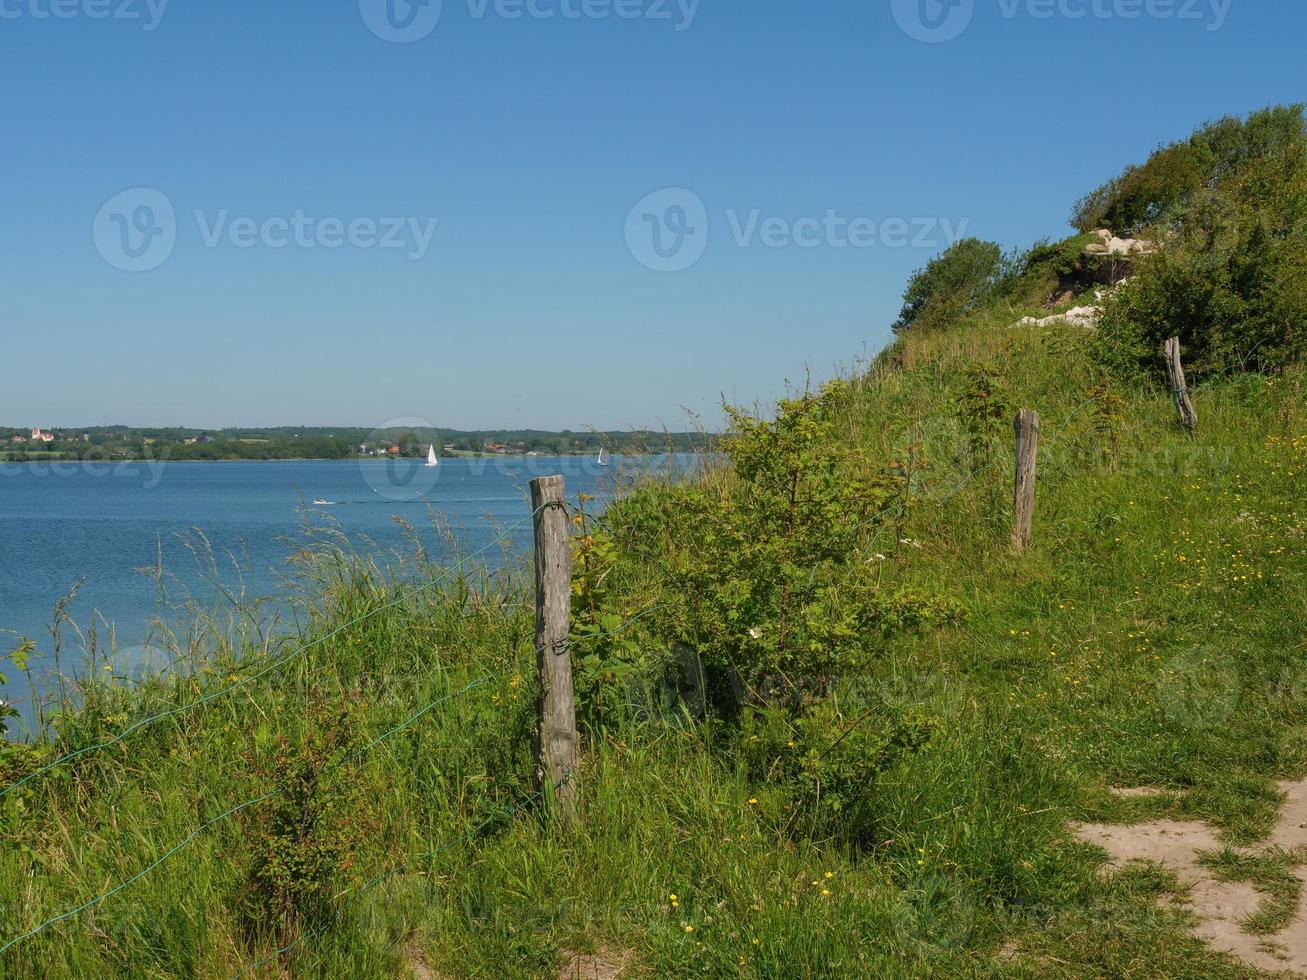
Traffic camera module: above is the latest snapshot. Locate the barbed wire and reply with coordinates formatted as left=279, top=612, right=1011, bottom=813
left=0, top=674, right=501, bottom=957
left=231, top=774, right=571, bottom=979
left=1, top=504, right=551, bottom=801
left=0, top=373, right=1269, bottom=959
left=0, top=583, right=665, bottom=959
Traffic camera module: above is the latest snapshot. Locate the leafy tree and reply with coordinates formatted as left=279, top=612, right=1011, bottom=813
left=1093, top=108, right=1307, bottom=377
left=1072, top=104, right=1306, bottom=233
left=893, top=238, right=1004, bottom=333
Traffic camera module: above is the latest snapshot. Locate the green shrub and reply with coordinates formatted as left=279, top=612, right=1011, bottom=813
left=238, top=705, right=371, bottom=946
left=738, top=698, right=938, bottom=842
left=1083, top=105, right=1307, bottom=378
left=1093, top=160, right=1307, bottom=377
left=1072, top=104, right=1306, bottom=234
left=954, top=365, right=1013, bottom=460
left=1009, top=233, right=1100, bottom=302
left=893, top=238, right=1006, bottom=333
left=670, top=383, right=959, bottom=688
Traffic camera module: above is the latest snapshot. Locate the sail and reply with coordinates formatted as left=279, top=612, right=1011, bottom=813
left=427, top=445, right=439, bottom=467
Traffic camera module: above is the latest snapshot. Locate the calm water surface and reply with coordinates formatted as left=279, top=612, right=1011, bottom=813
left=0, top=456, right=663, bottom=719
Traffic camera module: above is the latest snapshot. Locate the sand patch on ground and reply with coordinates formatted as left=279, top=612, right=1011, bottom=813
left=1108, top=785, right=1189, bottom=799
left=558, top=947, right=634, bottom=979
left=1075, top=779, right=1307, bottom=974
left=405, top=941, right=451, bottom=980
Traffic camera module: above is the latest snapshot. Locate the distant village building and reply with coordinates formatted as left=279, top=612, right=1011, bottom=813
left=29, top=428, right=54, bottom=443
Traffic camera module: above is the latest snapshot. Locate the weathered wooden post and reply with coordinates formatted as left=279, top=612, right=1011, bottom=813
left=530, top=475, right=578, bottom=825
left=1163, top=337, right=1199, bottom=431
left=1012, top=409, right=1039, bottom=552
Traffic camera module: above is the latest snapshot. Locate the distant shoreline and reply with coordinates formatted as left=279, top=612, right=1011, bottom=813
left=0, top=451, right=680, bottom=465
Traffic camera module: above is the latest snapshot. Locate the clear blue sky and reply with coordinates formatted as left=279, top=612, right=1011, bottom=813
left=2, top=0, right=1301, bottom=431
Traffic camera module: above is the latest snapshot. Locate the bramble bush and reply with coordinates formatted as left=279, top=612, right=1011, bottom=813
left=738, top=696, right=939, bottom=841
left=577, top=381, right=961, bottom=833
left=954, top=365, right=1012, bottom=461
left=237, top=704, right=372, bottom=946
left=1089, top=105, right=1307, bottom=378
left=664, top=382, right=958, bottom=694
left=568, top=496, right=648, bottom=727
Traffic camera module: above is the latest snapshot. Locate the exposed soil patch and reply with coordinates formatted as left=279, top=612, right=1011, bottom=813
left=1107, top=785, right=1189, bottom=799
left=405, top=941, right=447, bottom=980
left=1269, top=780, right=1307, bottom=855
left=1075, top=779, right=1307, bottom=974
left=558, top=946, right=634, bottom=980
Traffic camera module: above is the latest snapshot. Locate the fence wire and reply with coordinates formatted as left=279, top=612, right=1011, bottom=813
left=0, top=370, right=1265, bottom=961
left=1, top=505, right=547, bottom=801
left=231, top=775, right=571, bottom=979
left=0, top=565, right=662, bottom=959
left=0, top=675, right=498, bottom=956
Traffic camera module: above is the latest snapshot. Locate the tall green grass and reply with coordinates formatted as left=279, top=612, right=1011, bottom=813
left=1, top=310, right=1304, bottom=977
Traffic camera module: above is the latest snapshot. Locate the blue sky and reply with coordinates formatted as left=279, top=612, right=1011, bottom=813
left=1, top=0, right=1302, bottom=431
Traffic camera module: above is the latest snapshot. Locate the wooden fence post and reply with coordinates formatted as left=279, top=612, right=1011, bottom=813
left=1012, top=409, right=1039, bottom=552
left=530, top=475, right=578, bottom=825
left=1163, top=337, right=1198, bottom=431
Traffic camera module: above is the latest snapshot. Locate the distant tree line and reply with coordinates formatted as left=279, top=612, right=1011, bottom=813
left=0, top=425, right=712, bottom=461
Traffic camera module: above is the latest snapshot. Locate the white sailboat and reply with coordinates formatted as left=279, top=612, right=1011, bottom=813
left=597, top=447, right=609, bottom=467
left=426, top=445, right=439, bottom=467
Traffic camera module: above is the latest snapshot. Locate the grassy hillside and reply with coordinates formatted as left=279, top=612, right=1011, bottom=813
left=2, top=110, right=1305, bottom=978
